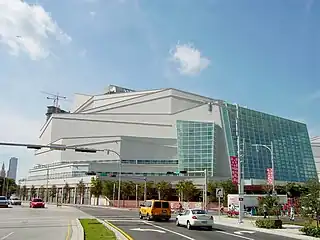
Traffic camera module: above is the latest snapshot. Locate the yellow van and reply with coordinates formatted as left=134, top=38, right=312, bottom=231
left=139, top=200, right=171, bottom=221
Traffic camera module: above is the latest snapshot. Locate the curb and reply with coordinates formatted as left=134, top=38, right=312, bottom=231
left=70, top=219, right=84, bottom=240
left=97, top=219, right=133, bottom=240
left=214, top=221, right=317, bottom=240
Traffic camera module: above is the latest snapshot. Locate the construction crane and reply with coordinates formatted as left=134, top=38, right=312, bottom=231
left=41, top=91, right=67, bottom=113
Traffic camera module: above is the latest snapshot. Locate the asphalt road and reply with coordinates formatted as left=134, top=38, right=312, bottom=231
left=77, top=206, right=297, bottom=240
left=0, top=204, right=88, bottom=240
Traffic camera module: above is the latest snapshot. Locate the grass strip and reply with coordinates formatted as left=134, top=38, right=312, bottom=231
left=80, top=218, right=116, bottom=240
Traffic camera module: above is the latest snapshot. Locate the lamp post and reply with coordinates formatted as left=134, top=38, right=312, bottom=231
left=104, top=149, right=122, bottom=208
left=252, top=141, right=275, bottom=195
left=208, top=101, right=243, bottom=223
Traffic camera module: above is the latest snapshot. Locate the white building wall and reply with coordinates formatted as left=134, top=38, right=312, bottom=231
left=311, top=139, right=320, bottom=181
left=28, top=87, right=231, bottom=185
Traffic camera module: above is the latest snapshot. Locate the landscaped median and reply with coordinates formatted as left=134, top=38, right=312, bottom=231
left=79, top=219, right=116, bottom=240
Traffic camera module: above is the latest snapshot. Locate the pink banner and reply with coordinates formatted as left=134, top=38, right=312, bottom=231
left=230, top=156, right=238, bottom=184
left=266, top=168, right=273, bottom=185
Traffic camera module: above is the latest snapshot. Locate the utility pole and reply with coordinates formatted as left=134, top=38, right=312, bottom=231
left=41, top=91, right=67, bottom=113
left=46, top=167, right=49, bottom=202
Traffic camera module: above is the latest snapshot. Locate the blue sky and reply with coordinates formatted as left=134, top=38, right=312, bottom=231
left=0, top=0, right=319, bottom=179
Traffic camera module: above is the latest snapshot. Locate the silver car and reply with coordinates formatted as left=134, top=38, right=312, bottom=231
left=0, top=196, right=9, bottom=208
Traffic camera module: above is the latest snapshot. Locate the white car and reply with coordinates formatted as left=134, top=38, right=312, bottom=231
left=175, top=208, right=214, bottom=230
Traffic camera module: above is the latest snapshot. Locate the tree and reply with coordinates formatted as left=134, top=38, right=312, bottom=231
left=30, top=185, right=36, bottom=199
left=300, top=179, right=320, bottom=227
left=63, top=183, right=70, bottom=203
left=77, top=180, right=86, bottom=204
left=145, top=181, right=157, bottom=199
left=50, top=185, right=57, bottom=202
left=21, top=185, right=27, bottom=200
left=121, top=181, right=135, bottom=200
left=39, top=185, right=45, bottom=199
left=90, top=177, right=103, bottom=205
left=176, top=180, right=197, bottom=201
left=102, top=180, right=116, bottom=199
left=16, top=185, right=21, bottom=197
left=156, top=181, right=172, bottom=200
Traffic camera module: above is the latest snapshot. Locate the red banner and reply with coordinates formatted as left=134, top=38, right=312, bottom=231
left=230, top=156, right=238, bottom=184
left=266, top=168, right=273, bottom=185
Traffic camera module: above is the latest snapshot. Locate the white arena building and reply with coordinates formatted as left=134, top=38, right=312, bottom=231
left=310, top=136, right=320, bottom=180
left=21, top=85, right=317, bottom=201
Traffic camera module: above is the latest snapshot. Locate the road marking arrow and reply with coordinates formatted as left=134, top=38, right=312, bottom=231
left=130, top=228, right=166, bottom=233
left=234, top=230, right=255, bottom=235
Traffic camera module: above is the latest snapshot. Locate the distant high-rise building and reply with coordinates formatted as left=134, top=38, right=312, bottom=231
left=0, top=163, right=5, bottom=178
left=7, top=157, right=18, bottom=181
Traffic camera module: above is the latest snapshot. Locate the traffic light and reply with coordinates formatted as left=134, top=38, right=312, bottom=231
left=166, top=170, right=187, bottom=175
left=85, top=171, right=96, bottom=176
left=75, top=148, right=97, bottom=153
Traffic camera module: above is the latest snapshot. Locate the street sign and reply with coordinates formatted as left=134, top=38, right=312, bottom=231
left=216, top=188, right=224, bottom=198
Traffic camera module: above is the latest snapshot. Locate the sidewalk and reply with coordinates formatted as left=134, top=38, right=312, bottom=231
left=214, top=216, right=316, bottom=240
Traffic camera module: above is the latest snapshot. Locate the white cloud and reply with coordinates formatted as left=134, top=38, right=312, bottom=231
left=0, top=0, right=71, bottom=60
left=89, top=11, right=96, bottom=17
left=169, top=43, right=210, bottom=76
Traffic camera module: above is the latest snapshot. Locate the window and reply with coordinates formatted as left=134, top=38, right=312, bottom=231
left=153, top=201, right=161, bottom=208
left=192, top=209, right=206, bottom=215
left=162, top=202, right=169, bottom=208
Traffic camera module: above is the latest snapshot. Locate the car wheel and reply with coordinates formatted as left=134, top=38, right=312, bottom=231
left=139, top=213, right=143, bottom=219
left=207, top=226, right=213, bottom=231
left=146, top=214, right=151, bottom=221
left=175, top=218, right=180, bottom=226
left=187, top=221, right=192, bottom=230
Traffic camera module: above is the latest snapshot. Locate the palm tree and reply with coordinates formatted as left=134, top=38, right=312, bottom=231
left=39, top=185, right=45, bottom=199
left=175, top=180, right=197, bottom=201
left=30, top=185, right=36, bottom=199
left=50, top=185, right=57, bottom=202
left=90, top=177, right=103, bottom=205
left=156, top=181, right=172, bottom=200
left=15, top=185, right=21, bottom=197
left=77, top=180, right=86, bottom=204
left=63, top=183, right=70, bottom=203
left=121, top=181, right=135, bottom=200
left=145, top=181, right=156, bottom=199
left=21, top=185, right=27, bottom=200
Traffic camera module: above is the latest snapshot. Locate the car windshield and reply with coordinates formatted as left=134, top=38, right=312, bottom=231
left=0, top=196, right=6, bottom=201
left=11, top=197, right=19, bottom=200
left=33, top=198, right=43, bottom=202
left=192, top=209, right=206, bottom=215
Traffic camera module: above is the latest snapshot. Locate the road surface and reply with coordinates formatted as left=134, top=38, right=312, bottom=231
left=77, top=205, right=297, bottom=240
left=0, top=204, right=88, bottom=240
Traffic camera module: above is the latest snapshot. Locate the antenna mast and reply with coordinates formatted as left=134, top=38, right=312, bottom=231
left=41, top=91, right=67, bottom=113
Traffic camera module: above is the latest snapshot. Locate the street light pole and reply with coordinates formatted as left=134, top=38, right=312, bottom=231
left=46, top=166, right=49, bottom=202
left=235, top=104, right=244, bottom=224
left=144, top=177, right=147, bottom=202
left=252, top=141, right=275, bottom=195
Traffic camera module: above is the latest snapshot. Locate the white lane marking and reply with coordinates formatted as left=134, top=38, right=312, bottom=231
left=1, top=232, right=14, bottom=240
left=143, top=222, right=195, bottom=240
left=216, top=231, right=255, bottom=240
left=234, top=230, right=256, bottom=235
left=131, top=228, right=166, bottom=233
left=107, top=219, right=143, bottom=222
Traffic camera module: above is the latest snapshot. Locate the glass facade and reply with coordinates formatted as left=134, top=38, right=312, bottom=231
left=221, top=103, right=318, bottom=183
left=176, top=120, right=216, bottom=177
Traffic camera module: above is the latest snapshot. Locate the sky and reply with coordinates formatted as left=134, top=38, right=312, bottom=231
left=0, top=0, right=319, bottom=179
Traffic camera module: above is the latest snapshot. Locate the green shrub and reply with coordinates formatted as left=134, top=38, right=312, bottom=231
left=255, top=219, right=282, bottom=229
left=300, top=224, right=320, bottom=237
